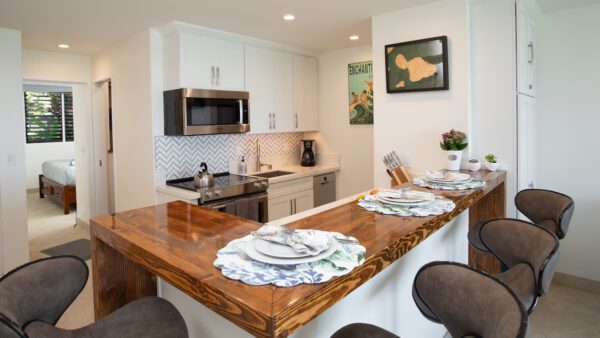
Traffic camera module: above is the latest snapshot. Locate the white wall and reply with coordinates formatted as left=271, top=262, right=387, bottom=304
left=22, top=49, right=93, bottom=223
left=24, top=143, right=75, bottom=189
left=93, top=31, right=157, bottom=212
left=372, top=0, right=470, bottom=187
left=0, top=28, right=29, bottom=273
left=537, top=3, right=600, bottom=281
left=305, top=45, right=374, bottom=199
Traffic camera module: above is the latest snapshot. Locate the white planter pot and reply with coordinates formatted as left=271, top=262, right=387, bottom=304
left=467, top=161, right=481, bottom=172
left=444, top=150, right=463, bottom=171
left=485, top=160, right=499, bottom=171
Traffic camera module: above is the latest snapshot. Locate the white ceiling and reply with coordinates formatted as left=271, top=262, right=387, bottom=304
left=0, top=0, right=437, bottom=55
left=536, top=0, right=600, bottom=12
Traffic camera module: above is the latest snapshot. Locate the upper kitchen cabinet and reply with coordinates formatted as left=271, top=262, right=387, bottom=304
left=163, top=31, right=245, bottom=91
left=516, top=3, right=536, bottom=97
left=245, top=46, right=294, bottom=134
left=293, top=55, right=319, bottom=131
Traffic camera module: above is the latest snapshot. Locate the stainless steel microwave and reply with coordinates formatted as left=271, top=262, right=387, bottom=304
left=163, top=88, right=249, bottom=136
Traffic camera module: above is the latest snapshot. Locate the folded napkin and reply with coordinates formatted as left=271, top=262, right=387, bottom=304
left=252, top=224, right=330, bottom=256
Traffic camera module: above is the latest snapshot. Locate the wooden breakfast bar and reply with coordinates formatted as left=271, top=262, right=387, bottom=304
left=91, top=170, right=506, bottom=338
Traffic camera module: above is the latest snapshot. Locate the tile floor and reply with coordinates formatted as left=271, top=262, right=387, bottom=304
left=26, top=192, right=600, bottom=336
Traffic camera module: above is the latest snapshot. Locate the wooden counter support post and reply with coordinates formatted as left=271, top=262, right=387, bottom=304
left=468, top=180, right=505, bottom=274
left=91, top=232, right=157, bottom=320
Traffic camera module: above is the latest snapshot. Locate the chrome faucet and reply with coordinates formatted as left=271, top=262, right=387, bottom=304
left=256, top=140, right=272, bottom=172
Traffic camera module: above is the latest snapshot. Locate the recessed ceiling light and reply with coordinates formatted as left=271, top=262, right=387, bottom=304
left=283, top=14, right=295, bottom=21
left=58, top=44, right=70, bottom=49
left=350, top=35, right=360, bottom=41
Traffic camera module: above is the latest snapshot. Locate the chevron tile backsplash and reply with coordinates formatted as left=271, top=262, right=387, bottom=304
left=155, top=133, right=304, bottom=179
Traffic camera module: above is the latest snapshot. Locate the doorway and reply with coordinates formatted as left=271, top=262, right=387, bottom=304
left=92, top=79, right=116, bottom=215
left=21, top=80, right=96, bottom=261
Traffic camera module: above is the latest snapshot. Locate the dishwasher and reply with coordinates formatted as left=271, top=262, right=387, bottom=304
left=313, top=172, right=336, bottom=207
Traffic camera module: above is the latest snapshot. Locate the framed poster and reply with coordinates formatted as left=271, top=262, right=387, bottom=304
left=348, top=61, right=374, bottom=124
left=385, top=36, right=449, bottom=93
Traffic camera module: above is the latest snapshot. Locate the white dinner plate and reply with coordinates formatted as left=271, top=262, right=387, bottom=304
left=426, top=172, right=472, bottom=183
left=375, top=195, right=433, bottom=207
left=253, top=238, right=313, bottom=258
left=376, top=190, right=434, bottom=203
left=244, top=239, right=338, bottom=265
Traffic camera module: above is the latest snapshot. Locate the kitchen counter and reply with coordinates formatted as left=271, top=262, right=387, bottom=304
left=91, top=170, right=505, bottom=338
left=155, top=161, right=340, bottom=201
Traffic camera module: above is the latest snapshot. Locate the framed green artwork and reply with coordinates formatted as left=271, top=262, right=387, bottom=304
left=348, top=61, right=374, bottom=124
left=385, top=36, right=449, bottom=93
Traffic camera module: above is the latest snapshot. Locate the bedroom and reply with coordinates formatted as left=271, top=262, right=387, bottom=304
left=21, top=49, right=113, bottom=263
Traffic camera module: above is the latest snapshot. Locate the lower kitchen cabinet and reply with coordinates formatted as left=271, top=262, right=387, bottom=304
left=268, top=190, right=314, bottom=221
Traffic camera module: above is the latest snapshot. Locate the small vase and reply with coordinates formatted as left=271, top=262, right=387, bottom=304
left=485, top=160, right=499, bottom=172
left=467, top=161, right=481, bottom=172
left=444, top=150, right=463, bottom=171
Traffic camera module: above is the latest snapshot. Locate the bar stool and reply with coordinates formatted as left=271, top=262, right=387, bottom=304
left=515, top=189, right=574, bottom=239
left=0, top=256, right=188, bottom=338
left=330, top=261, right=528, bottom=338
left=468, top=218, right=559, bottom=313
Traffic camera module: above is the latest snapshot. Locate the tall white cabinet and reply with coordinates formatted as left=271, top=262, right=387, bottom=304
left=516, top=2, right=537, bottom=194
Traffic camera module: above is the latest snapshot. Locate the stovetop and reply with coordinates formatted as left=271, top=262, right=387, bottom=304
left=166, top=172, right=268, bottom=203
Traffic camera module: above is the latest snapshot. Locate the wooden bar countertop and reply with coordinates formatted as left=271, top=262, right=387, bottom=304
left=91, top=170, right=506, bottom=338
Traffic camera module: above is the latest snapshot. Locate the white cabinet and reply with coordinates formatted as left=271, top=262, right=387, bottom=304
left=245, top=47, right=294, bottom=134
left=517, top=94, right=537, bottom=192
left=163, top=32, right=245, bottom=91
left=293, top=55, right=319, bottom=131
left=267, top=176, right=314, bottom=221
left=267, top=190, right=315, bottom=221
left=516, top=3, right=536, bottom=97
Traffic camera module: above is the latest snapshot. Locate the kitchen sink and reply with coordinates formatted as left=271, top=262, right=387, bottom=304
left=252, top=170, right=295, bottom=178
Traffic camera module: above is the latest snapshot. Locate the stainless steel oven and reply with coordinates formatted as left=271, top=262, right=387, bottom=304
left=203, top=192, right=268, bottom=223
left=164, top=88, right=249, bottom=136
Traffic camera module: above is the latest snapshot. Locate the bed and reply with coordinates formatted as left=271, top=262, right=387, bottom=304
left=39, top=159, right=76, bottom=214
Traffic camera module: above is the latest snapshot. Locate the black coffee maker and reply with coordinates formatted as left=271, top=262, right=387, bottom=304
left=301, top=139, right=316, bottom=167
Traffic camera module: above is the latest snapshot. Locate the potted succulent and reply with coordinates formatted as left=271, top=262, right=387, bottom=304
left=440, top=129, right=468, bottom=171
left=467, top=158, right=481, bottom=172
left=484, top=153, right=499, bottom=171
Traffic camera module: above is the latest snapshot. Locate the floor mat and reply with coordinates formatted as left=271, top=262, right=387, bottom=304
left=41, top=239, right=91, bottom=261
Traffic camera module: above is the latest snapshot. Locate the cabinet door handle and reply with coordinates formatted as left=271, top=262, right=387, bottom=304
left=269, top=113, right=273, bottom=129
left=216, top=66, right=221, bottom=85
left=528, top=42, right=534, bottom=64
left=293, top=198, right=297, bottom=214
left=211, top=66, right=215, bottom=85
left=273, top=113, right=276, bottom=130
left=290, top=199, right=294, bottom=214
left=295, top=113, right=298, bottom=129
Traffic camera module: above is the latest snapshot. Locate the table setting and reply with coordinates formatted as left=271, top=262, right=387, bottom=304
left=412, top=170, right=486, bottom=191
left=357, top=188, right=456, bottom=217
left=214, top=224, right=366, bottom=287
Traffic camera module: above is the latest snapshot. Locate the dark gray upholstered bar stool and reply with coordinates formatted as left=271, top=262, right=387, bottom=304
left=515, top=189, right=575, bottom=239
left=0, top=256, right=188, bottom=338
left=330, top=261, right=528, bottom=338
left=468, top=219, right=560, bottom=313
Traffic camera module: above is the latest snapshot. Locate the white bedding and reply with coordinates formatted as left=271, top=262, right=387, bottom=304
left=42, top=159, right=76, bottom=186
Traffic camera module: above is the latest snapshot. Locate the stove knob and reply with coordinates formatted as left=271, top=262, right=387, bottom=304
left=253, top=182, right=261, bottom=188
left=205, top=191, right=213, bottom=198
left=214, top=190, right=222, bottom=197
left=261, top=182, right=269, bottom=188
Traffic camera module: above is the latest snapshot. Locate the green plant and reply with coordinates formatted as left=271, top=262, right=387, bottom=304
left=440, top=129, right=468, bottom=151
left=485, top=153, right=497, bottom=163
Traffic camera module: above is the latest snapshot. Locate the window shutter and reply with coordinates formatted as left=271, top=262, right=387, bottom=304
left=25, top=92, right=63, bottom=143
left=64, top=93, right=74, bottom=141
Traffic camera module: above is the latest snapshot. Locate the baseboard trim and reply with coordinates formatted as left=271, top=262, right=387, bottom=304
left=554, top=272, right=600, bottom=294
left=76, top=217, right=90, bottom=233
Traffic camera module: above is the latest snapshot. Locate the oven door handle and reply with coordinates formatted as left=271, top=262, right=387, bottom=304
left=211, top=204, right=227, bottom=212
